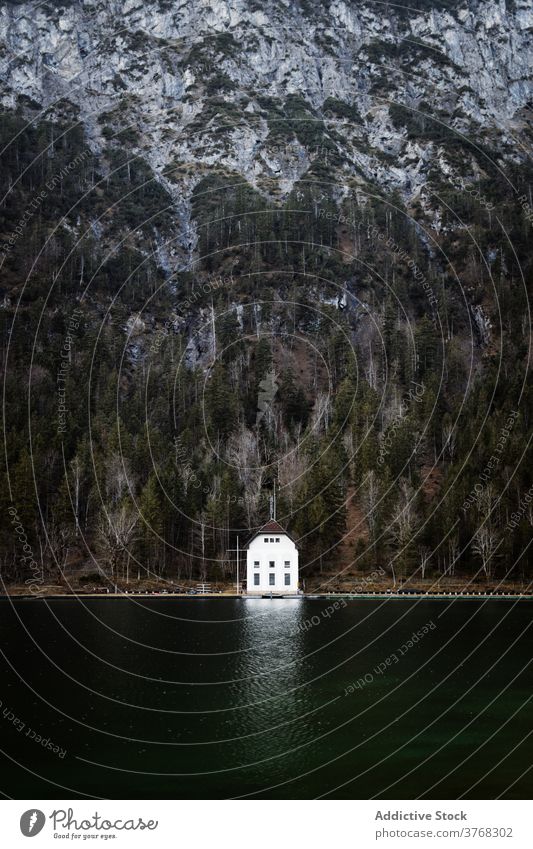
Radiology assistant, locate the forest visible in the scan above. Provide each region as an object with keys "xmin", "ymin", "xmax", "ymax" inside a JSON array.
[{"xmin": 1, "ymin": 109, "xmax": 532, "ymax": 593}]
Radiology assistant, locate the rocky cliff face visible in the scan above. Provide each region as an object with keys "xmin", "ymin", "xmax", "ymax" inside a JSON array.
[
  {"xmin": 0, "ymin": 0, "xmax": 531, "ymax": 350},
  {"xmin": 1, "ymin": 0, "xmax": 530, "ymax": 270}
]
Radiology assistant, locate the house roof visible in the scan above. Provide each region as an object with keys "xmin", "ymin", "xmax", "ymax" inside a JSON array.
[{"xmin": 244, "ymin": 519, "xmax": 299, "ymax": 549}]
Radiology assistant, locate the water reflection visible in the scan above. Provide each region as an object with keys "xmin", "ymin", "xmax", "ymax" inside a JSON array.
[{"xmin": 228, "ymin": 598, "xmax": 326, "ymax": 793}]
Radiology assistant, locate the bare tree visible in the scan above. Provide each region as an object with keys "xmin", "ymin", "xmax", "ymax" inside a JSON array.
[
  {"xmin": 97, "ymin": 503, "xmax": 138, "ymax": 583},
  {"xmin": 361, "ymin": 470, "xmax": 380, "ymax": 540},
  {"xmin": 446, "ymin": 533, "xmax": 460, "ymax": 576},
  {"xmin": 278, "ymin": 448, "xmax": 307, "ymax": 515},
  {"xmin": 309, "ymin": 392, "xmax": 331, "ymax": 434},
  {"xmin": 105, "ymin": 453, "xmax": 134, "ymax": 505},
  {"xmin": 417, "ymin": 545, "xmax": 431, "ymax": 580},
  {"xmin": 389, "ymin": 479, "xmax": 417, "ymax": 582},
  {"xmin": 44, "ymin": 522, "xmax": 72, "ymax": 584},
  {"xmin": 472, "ymin": 525, "xmax": 500, "ymax": 579},
  {"xmin": 473, "ymin": 484, "xmax": 501, "ymax": 579},
  {"xmin": 442, "ymin": 418, "xmax": 457, "ymax": 461},
  {"xmin": 69, "ymin": 454, "xmax": 83, "ymax": 536},
  {"xmin": 193, "ymin": 513, "xmax": 208, "ymax": 582},
  {"xmin": 226, "ymin": 426, "xmax": 263, "ymax": 526},
  {"xmin": 390, "ymin": 479, "xmax": 416, "ymax": 550},
  {"xmin": 366, "ymin": 341, "xmax": 378, "ymax": 390}
]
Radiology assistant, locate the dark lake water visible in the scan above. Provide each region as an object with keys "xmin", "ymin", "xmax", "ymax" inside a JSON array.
[{"xmin": 0, "ymin": 597, "xmax": 532, "ymax": 799}]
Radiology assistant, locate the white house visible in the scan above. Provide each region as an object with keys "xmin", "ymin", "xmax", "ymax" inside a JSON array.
[{"xmin": 245, "ymin": 520, "xmax": 299, "ymax": 595}]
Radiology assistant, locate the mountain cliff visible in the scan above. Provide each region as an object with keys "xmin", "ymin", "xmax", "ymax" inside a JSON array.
[{"xmin": 1, "ymin": 0, "xmax": 531, "ymax": 262}]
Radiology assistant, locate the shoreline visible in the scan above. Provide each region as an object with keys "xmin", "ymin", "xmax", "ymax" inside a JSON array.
[{"xmin": 2, "ymin": 591, "xmax": 532, "ymax": 601}]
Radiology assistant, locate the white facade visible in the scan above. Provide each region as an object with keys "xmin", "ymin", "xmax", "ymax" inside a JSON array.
[{"xmin": 245, "ymin": 525, "xmax": 299, "ymax": 594}]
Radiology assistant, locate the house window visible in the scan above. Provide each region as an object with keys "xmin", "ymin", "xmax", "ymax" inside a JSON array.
[
  {"xmin": 269, "ymin": 574, "xmax": 275, "ymax": 586},
  {"xmin": 264, "ymin": 537, "xmax": 269, "ymax": 543},
  {"xmin": 270, "ymin": 537, "xmax": 275, "ymax": 542},
  {"xmin": 284, "ymin": 574, "xmax": 290, "ymax": 586},
  {"xmin": 254, "ymin": 561, "xmax": 259, "ymax": 566},
  {"xmin": 254, "ymin": 574, "xmax": 260, "ymax": 586},
  {"xmin": 284, "ymin": 560, "xmax": 290, "ymax": 566},
  {"xmin": 269, "ymin": 561, "xmax": 275, "ymax": 568},
  {"xmin": 275, "ymin": 537, "xmax": 280, "ymax": 542}
]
